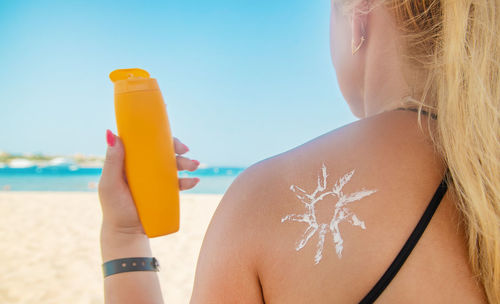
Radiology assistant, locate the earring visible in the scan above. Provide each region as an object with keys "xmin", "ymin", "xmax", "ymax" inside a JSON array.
[{"xmin": 351, "ymin": 36, "xmax": 365, "ymax": 55}]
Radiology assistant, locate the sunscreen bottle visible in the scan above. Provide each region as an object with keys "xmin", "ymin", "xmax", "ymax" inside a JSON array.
[{"xmin": 110, "ymin": 68, "xmax": 179, "ymax": 238}]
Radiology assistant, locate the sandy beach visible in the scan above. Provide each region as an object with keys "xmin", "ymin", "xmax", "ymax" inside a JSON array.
[{"xmin": 0, "ymin": 192, "xmax": 222, "ymax": 304}]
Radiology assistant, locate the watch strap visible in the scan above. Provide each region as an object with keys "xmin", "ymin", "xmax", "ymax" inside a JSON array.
[{"xmin": 102, "ymin": 257, "xmax": 160, "ymax": 278}]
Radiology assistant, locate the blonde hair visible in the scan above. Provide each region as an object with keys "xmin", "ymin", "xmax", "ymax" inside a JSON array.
[{"xmin": 336, "ymin": 0, "xmax": 500, "ymax": 302}]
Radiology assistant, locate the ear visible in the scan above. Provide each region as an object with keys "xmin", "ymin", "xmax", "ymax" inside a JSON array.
[{"xmin": 351, "ymin": 0, "xmax": 370, "ymax": 53}]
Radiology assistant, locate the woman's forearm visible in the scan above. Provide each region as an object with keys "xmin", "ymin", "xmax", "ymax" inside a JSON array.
[
  {"xmin": 97, "ymin": 133, "xmax": 197, "ymax": 303},
  {"xmin": 100, "ymin": 226, "xmax": 164, "ymax": 304}
]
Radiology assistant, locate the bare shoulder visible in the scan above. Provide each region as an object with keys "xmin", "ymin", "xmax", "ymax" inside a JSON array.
[{"xmin": 192, "ymin": 111, "xmax": 486, "ymax": 303}]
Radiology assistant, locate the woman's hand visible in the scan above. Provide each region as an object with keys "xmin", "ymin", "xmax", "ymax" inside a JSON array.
[{"xmin": 98, "ymin": 129, "xmax": 200, "ymax": 236}]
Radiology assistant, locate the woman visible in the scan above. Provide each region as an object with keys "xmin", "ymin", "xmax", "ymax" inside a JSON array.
[{"xmin": 98, "ymin": 0, "xmax": 499, "ymax": 303}]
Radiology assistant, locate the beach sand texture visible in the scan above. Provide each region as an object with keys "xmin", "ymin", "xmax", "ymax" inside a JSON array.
[{"xmin": 0, "ymin": 192, "xmax": 222, "ymax": 304}]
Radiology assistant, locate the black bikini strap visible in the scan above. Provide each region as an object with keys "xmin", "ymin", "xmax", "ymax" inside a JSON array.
[{"xmin": 358, "ymin": 173, "xmax": 448, "ymax": 304}]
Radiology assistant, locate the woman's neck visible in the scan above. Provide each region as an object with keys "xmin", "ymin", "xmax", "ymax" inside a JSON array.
[{"xmin": 359, "ymin": 3, "xmax": 418, "ymax": 118}]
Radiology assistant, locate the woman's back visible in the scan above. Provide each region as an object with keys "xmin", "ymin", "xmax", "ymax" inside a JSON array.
[{"xmin": 191, "ymin": 110, "xmax": 487, "ymax": 303}]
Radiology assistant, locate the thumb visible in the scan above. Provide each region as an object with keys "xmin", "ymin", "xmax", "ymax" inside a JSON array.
[{"xmin": 101, "ymin": 129, "xmax": 127, "ymax": 187}]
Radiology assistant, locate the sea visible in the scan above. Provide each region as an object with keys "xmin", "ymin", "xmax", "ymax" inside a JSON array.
[{"xmin": 0, "ymin": 166, "xmax": 245, "ymax": 194}]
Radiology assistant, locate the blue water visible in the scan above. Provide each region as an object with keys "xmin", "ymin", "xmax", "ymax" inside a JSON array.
[{"xmin": 0, "ymin": 166, "xmax": 245, "ymax": 194}]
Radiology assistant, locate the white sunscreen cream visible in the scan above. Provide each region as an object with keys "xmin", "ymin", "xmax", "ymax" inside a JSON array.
[{"xmin": 281, "ymin": 163, "xmax": 377, "ymax": 264}]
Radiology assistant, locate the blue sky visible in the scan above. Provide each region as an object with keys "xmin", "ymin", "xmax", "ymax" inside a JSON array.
[{"xmin": 0, "ymin": 0, "xmax": 356, "ymax": 167}]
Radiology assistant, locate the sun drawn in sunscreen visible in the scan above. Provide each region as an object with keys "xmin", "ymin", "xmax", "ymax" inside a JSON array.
[{"xmin": 281, "ymin": 163, "xmax": 377, "ymax": 264}]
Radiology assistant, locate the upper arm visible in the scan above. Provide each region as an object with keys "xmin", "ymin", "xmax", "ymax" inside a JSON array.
[{"xmin": 189, "ymin": 162, "xmax": 268, "ymax": 304}]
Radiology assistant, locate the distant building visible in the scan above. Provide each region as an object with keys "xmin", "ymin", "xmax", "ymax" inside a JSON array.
[{"xmin": 8, "ymin": 158, "xmax": 36, "ymax": 168}]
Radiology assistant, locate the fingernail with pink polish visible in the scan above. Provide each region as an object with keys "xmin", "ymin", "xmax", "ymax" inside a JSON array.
[
  {"xmin": 193, "ymin": 159, "xmax": 200, "ymax": 166},
  {"xmin": 106, "ymin": 129, "xmax": 116, "ymax": 147},
  {"xmin": 183, "ymin": 144, "xmax": 190, "ymax": 152},
  {"xmin": 194, "ymin": 177, "xmax": 200, "ymax": 183}
]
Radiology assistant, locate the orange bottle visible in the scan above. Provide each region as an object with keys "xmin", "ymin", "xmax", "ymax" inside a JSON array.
[{"xmin": 110, "ymin": 68, "xmax": 179, "ymax": 238}]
